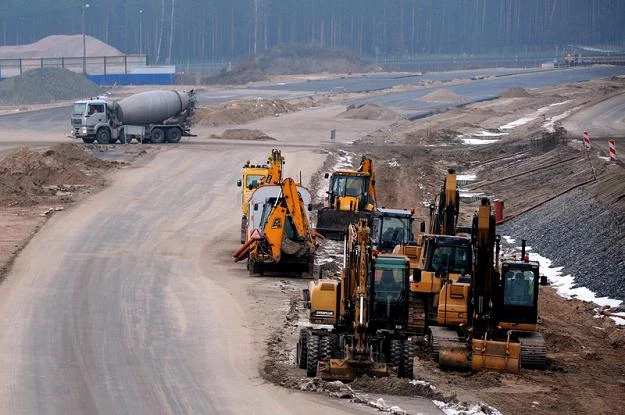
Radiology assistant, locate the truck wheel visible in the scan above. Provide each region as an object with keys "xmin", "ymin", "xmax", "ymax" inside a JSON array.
[
  {"xmin": 297, "ymin": 329, "xmax": 309, "ymax": 369},
  {"xmin": 82, "ymin": 137, "xmax": 95, "ymax": 144},
  {"xmin": 166, "ymin": 128, "xmax": 182, "ymax": 143},
  {"xmin": 151, "ymin": 128, "xmax": 165, "ymax": 144},
  {"xmin": 306, "ymin": 334, "xmax": 320, "ymax": 377},
  {"xmin": 95, "ymin": 129, "xmax": 111, "ymax": 144}
]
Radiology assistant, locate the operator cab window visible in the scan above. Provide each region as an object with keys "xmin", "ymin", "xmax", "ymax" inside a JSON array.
[
  {"xmin": 245, "ymin": 174, "xmax": 265, "ymax": 190},
  {"xmin": 503, "ymin": 270, "xmax": 535, "ymax": 307},
  {"xmin": 429, "ymin": 245, "xmax": 470, "ymax": 274}
]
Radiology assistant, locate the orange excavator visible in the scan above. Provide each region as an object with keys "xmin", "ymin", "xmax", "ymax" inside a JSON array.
[{"xmin": 233, "ymin": 177, "xmax": 318, "ymax": 276}]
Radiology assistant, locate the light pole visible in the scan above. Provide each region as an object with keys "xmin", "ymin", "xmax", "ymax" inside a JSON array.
[
  {"xmin": 139, "ymin": 9, "xmax": 143, "ymax": 55},
  {"xmin": 82, "ymin": 2, "xmax": 90, "ymax": 74}
]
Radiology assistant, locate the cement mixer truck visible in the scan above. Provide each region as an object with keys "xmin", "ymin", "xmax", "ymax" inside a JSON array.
[{"xmin": 71, "ymin": 90, "xmax": 196, "ymax": 144}]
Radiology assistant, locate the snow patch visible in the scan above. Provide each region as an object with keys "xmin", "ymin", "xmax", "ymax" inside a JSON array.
[
  {"xmin": 461, "ymin": 137, "xmax": 500, "ymax": 145},
  {"xmin": 472, "ymin": 130, "xmax": 508, "ymax": 137},
  {"xmin": 528, "ymin": 251, "xmax": 624, "ymax": 325},
  {"xmin": 433, "ymin": 400, "xmax": 502, "ymax": 415},
  {"xmin": 387, "ymin": 158, "xmax": 401, "ymax": 168},
  {"xmin": 502, "ymin": 235, "xmax": 516, "ymax": 244}
]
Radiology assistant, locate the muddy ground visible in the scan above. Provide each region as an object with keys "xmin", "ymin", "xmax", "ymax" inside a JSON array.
[{"xmin": 0, "ymin": 74, "xmax": 625, "ymax": 414}]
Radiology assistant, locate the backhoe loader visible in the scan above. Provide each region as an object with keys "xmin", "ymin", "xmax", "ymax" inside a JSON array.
[
  {"xmin": 232, "ymin": 177, "xmax": 317, "ymax": 276},
  {"xmin": 316, "ymin": 156, "xmax": 377, "ymax": 240},
  {"xmin": 297, "ymin": 219, "xmax": 416, "ymax": 380},
  {"xmin": 431, "ymin": 198, "xmax": 547, "ymax": 372},
  {"xmin": 237, "ymin": 149, "xmax": 285, "ymax": 243}
]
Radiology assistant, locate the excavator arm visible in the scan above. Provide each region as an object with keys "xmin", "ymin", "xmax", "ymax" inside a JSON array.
[
  {"xmin": 431, "ymin": 168, "xmax": 459, "ymax": 235},
  {"xmin": 264, "ymin": 148, "xmax": 285, "ymax": 185}
]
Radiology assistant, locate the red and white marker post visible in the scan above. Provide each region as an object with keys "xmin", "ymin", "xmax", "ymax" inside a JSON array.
[
  {"xmin": 609, "ymin": 140, "xmax": 616, "ymax": 161},
  {"xmin": 583, "ymin": 131, "xmax": 591, "ymax": 149}
]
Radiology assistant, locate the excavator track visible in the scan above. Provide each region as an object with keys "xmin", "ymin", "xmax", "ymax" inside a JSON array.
[
  {"xmin": 428, "ymin": 326, "xmax": 462, "ymax": 361},
  {"xmin": 518, "ymin": 332, "xmax": 547, "ymax": 368},
  {"xmin": 407, "ymin": 293, "xmax": 427, "ymax": 335}
]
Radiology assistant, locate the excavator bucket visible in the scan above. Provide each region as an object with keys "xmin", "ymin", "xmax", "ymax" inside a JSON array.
[
  {"xmin": 316, "ymin": 208, "xmax": 372, "ymax": 240},
  {"xmin": 317, "ymin": 357, "xmax": 392, "ymax": 381},
  {"xmin": 471, "ymin": 339, "xmax": 521, "ymax": 373}
]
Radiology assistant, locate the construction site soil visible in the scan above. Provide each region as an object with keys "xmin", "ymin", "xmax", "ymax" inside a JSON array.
[{"xmin": 0, "ymin": 69, "xmax": 625, "ymax": 414}]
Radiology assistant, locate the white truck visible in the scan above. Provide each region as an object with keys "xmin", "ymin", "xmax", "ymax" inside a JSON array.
[{"xmin": 71, "ymin": 90, "xmax": 196, "ymax": 144}]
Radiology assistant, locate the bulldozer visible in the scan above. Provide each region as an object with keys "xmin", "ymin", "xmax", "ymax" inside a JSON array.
[
  {"xmin": 297, "ymin": 219, "xmax": 416, "ymax": 381},
  {"xmin": 431, "ymin": 198, "xmax": 547, "ymax": 372},
  {"xmin": 316, "ymin": 156, "xmax": 377, "ymax": 240},
  {"xmin": 237, "ymin": 149, "xmax": 285, "ymax": 243},
  {"xmin": 232, "ymin": 177, "xmax": 317, "ymax": 276}
]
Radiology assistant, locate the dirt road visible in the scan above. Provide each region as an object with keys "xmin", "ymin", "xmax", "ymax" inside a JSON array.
[{"xmin": 0, "ymin": 144, "xmax": 386, "ymax": 414}]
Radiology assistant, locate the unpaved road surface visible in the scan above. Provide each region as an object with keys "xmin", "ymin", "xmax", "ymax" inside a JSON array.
[{"xmin": 0, "ymin": 145, "xmax": 394, "ymax": 414}]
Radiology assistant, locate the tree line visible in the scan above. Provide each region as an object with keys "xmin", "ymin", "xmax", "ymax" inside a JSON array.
[{"xmin": 1, "ymin": 0, "xmax": 623, "ymax": 63}]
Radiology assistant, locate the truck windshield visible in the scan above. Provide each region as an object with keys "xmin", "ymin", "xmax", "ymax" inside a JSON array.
[
  {"xmin": 72, "ymin": 103, "xmax": 87, "ymax": 116},
  {"xmin": 331, "ymin": 175, "xmax": 367, "ymax": 197},
  {"xmin": 373, "ymin": 216, "xmax": 411, "ymax": 249}
]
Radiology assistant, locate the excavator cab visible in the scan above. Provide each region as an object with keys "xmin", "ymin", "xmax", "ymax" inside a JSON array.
[
  {"xmin": 371, "ymin": 257, "xmax": 410, "ymax": 327},
  {"xmin": 370, "ymin": 208, "xmax": 415, "ymax": 252}
]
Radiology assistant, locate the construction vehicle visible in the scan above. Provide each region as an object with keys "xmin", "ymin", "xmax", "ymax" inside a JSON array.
[
  {"xmin": 232, "ymin": 178, "xmax": 317, "ymax": 276},
  {"xmin": 431, "ymin": 198, "xmax": 547, "ymax": 372},
  {"xmin": 236, "ymin": 149, "xmax": 285, "ymax": 243},
  {"xmin": 316, "ymin": 156, "xmax": 377, "ymax": 240},
  {"xmin": 393, "ymin": 168, "xmax": 473, "ymax": 335},
  {"xmin": 71, "ymin": 90, "xmax": 196, "ymax": 144},
  {"xmin": 297, "ymin": 219, "xmax": 416, "ymax": 380},
  {"xmin": 370, "ymin": 208, "xmax": 415, "ymax": 252}
]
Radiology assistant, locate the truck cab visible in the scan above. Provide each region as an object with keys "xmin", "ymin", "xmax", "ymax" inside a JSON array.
[{"xmin": 71, "ymin": 98, "xmax": 114, "ymax": 144}]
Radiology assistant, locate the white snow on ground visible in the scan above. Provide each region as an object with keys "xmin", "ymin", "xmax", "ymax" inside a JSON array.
[
  {"xmin": 549, "ymin": 100, "xmax": 572, "ymax": 107},
  {"xmin": 598, "ymin": 156, "xmax": 611, "ymax": 161},
  {"xmin": 388, "ymin": 158, "xmax": 401, "ymax": 168},
  {"xmin": 502, "ymin": 237, "xmax": 625, "ymax": 325},
  {"xmin": 456, "ymin": 174, "xmax": 477, "ymax": 182},
  {"xmin": 500, "ymin": 101, "xmax": 571, "ymax": 131},
  {"xmin": 502, "ymin": 235, "xmax": 516, "ymax": 244},
  {"xmin": 461, "ymin": 137, "xmax": 500, "ymax": 145},
  {"xmin": 433, "ymin": 400, "xmax": 502, "ymax": 415},
  {"xmin": 472, "ymin": 130, "xmax": 508, "ymax": 137},
  {"xmin": 542, "ymin": 106, "xmax": 582, "ymax": 132}
]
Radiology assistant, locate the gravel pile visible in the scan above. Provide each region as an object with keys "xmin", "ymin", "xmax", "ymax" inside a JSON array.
[
  {"xmin": 499, "ymin": 188, "xmax": 625, "ymax": 301},
  {"xmin": 0, "ymin": 68, "xmax": 103, "ymax": 105}
]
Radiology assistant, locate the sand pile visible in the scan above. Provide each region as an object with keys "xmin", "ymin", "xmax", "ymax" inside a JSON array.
[
  {"xmin": 421, "ymin": 89, "xmax": 464, "ymax": 103},
  {"xmin": 195, "ymin": 99, "xmax": 298, "ymax": 126},
  {"xmin": 212, "ymin": 129, "xmax": 276, "ymax": 141},
  {"xmin": 0, "ymin": 35, "xmax": 123, "ymax": 59},
  {"xmin": 0, "ymin": 68, "xmax": 103, "ymax": 105},
  {"xmin": 500, "ymin": 86, "xmax": 532, "ymax": 98},
  {"xmin": 0, "ymin": 144, "xmax": 111, "ymax": 206},
  {"xmin": 337, "ymin": 103, "xmax": 399, "ymax": 121}
]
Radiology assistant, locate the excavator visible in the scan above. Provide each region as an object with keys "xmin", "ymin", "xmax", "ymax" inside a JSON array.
[
  {"xmin": 237, "ymin": 149, "xmax": 285, "ymax": 243},
  {"xmin": 393, "ymin": 168, "xmax": 473, "ymax": 335},
  {"xmin": 297, "ymin": 219, "xmax": 416, "ymax": 380},
  {"xmin": 316, "ymin": 156, "xmax": 377, "ymax": 240},
  {"xmin": 432, "ymin": 198, "xmax": 547, "ymax": 372},
  {"xmin": 232, "ymin": 177, "xmax": 317, "ymax": 276}
]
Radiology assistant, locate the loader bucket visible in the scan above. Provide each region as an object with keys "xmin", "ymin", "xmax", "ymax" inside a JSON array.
[
  {"xmin": 470, "ymin": 338, "xmax": 521, "ymax": 373},
  {"xmin": 317, "ymin": 357, "xmax": 391, "ymax": 381},
  {"xmin": 316, "ymin": 208, "xmax": 371, "ymax": 240}
]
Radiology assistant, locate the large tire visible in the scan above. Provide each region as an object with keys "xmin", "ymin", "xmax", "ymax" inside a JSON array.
[
  {"xmin": 95, "ymin": 128, "xmax": 111, "ymax": 144},
  {"xmin": 319, "ymin": 334, "xmax": 335, "ymax": 361},
  {"xmin": 82, "ymin": 137, "xmax": 95, "ymax": 144},
  {"xmin": 297, "ymin": 329, "xmax": 309, "ymax": 369},
  {"xmin": 306, "ymin": 334, "xmax": 320, "ymax": 377},
  {"xmin": 390, "ymin": 339, "xmax": 402, "ymax": 368},
  {"xmin": 151, "ymin": 128, "xmax": 165, "ymax": 144},
  {"xmin": 400, "ymin": 339, "xmax": 416, "ymax": 379},
  {"xmin": 166, "ymin": 127, "xmax": 182, "ymax": 143}
]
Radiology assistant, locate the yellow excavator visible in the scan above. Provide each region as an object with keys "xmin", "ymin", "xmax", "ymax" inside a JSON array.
[
  {"xmin": 237, "ymin": 149, "xmax": 285, "ymax": 243},
  {"xmin": 232, "ymin": 177, "xmax": 317, "ymax": 276},
  {"xmin": 297, "ymin": 219, "xmax": 416, "ymax": 380},
  {"xmin": 393, "ymin": 168, "xmax": 473, "ymax": 335},
  {"xmin": 433, "ymin": 198, "xmax": 547, "ymax": 372},
  {"xmin": 316, "ymin": 156, "xmax": 377, "ymax": 240}
]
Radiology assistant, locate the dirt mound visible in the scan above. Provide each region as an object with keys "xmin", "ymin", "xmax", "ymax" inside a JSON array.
[
  {"xmin": 0, "ymin": 35, "xmax": 123, "ymax": 59},
  {"xmin": 500, "ymin": 86, "xmax": 532, "ymax": 98},
  {"xmin": 0, "ymin": 143, "xmax": 112, "ymax": 207},
  {"xmin": 421, "ymin": 89, "xmax": 464, "ymax": 103},
  {"xmin": 337, "ymin": 103, "xmax": 399, "ymax": 121},
  {"xmin": 202, "ymin": 59, "xmax": 267, "ymax": 85},
  {"xmin": 351, "ymin": 375, "xmax": 449, "ymax": 400},
  {"xmin": 195, "ymin": 99, "xmax": 298, "ymax": 126},
  {"xmin": 0, "ymin": 68, "xmax": 103, "ymax": 105},
  {"xmin": 213, "ymin": 129, "xmax": 276, "ymax": 141}
]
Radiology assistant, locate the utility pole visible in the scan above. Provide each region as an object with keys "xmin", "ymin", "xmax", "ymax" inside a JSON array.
[
  {"xmin": 139, "ymin": 9, "xmax": 143, "ymax": 55},
  {"xmin": 82, "ymin": 2, "xmax": 90, "ymax": 74}
]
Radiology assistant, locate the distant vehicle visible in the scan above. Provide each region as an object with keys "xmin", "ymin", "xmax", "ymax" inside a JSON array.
[{"xmin": 71, "ymin": 90, "xmax": 196, "ymax": 144}]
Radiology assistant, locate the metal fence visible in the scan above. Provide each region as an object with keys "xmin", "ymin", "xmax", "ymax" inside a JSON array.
[{"xmin": 0, "ymin": 55, "xmax": 149, "ymax": 78}]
